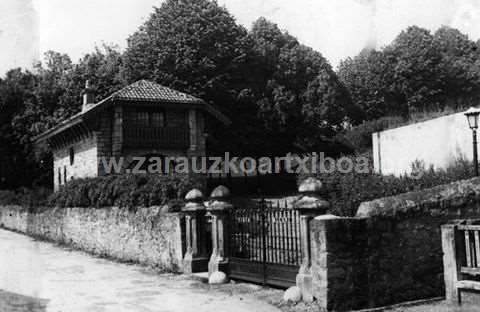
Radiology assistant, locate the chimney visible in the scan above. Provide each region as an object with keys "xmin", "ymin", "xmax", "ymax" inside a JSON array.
[{"xmin": 82, "ymin": 80, "xmax": 95, "ymax": 112}]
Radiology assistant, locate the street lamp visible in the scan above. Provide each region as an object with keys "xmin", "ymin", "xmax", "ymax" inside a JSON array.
[{"xmin": 465, "ymin": 107, "xmax": 480, "ymax": 176}]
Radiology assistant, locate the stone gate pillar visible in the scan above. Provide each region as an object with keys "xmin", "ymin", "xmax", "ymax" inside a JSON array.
[
  {"xmin": 207, "ymin": 185, "xmax": 232, "ymax": 276},
  {"xmin": 293, "ymin": 177, "xmax": 329, "ymax": 302},
  {"xmin": 182, "ymin": 188, "xmax": 209, "ymax": 274},
  {"xmin": 442, "ymin": 224, "xmax": 461, "ymax": 304}
]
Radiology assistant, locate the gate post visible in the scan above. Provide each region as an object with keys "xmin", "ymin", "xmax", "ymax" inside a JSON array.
[
  {"xmin": 293, "ymin": 177, "xmax": 329, "ymax": 302},
  {"xmin": 182, "ymin": 188, "xmax": 209, "ymax": 274},
  {"xmin": 207, "ymin": 185, "xmax": 232, "ymax": 276},
  {"xmin": 442, "ymin": 223, "xmax": 461, "ymax": 304}
]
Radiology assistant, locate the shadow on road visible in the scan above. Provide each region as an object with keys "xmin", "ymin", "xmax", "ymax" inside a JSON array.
[{"xmin": 0, "ymin": 289, "xmax": 49, "ymax": 312}]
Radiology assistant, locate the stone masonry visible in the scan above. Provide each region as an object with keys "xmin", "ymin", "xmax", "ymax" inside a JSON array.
[
  {"xmin": 0, "ymin": 205, "xmax": 184, "ymax": 272},
  {"xmin": 53, "ymin": 135, "xmax": 98, "ymax": 191},
  {"xmin": 308, "ymin": 177, "xmax": 480, "ymax": 311}
]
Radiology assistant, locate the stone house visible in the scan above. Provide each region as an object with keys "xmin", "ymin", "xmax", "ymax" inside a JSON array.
[{"xmin": 35, "ymin": 80, "xmax": 230, "ymax": 190}]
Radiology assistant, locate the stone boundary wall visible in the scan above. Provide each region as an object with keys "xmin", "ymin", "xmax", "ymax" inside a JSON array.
[
  {"xmin": 313, "ymin": 177, "xmax": 480, "ymax": 310},
  {"xmin": 0, "ymin": 205, "xmax": 184, "ymax": 272}
]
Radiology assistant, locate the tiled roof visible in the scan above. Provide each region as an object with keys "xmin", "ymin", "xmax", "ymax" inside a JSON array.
[
  {"xmin": 111, "ymin": 80, "xmax": 204, "ymax": 104},
  {"xmin": 35, "ymin": 80, "xmax": 230, "ymax": 142}
]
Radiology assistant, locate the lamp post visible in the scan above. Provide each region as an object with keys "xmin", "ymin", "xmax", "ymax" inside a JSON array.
[{"xmin": 465, "ymin": 107, "xmax": 480, "ymax": 177}]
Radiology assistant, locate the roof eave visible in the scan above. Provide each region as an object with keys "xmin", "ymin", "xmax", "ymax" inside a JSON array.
[
  {"xmin": 34, "ymin": 97, "xmax": 113, "ymax": 144},
  {"xmin": 33, "ymin": 115, "xmax": 84, "ymax": 143},
  {"xmin": 203, "ymin": 102, "xmax": 231, "ymax": 126}
]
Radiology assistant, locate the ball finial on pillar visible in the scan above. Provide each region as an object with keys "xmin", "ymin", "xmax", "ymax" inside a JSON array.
[
  {"xmin": 208, "ymin": 185, "xmax": 232, "ymax": 211},
  {"xmin": 183, "ymin": 188, "xmax": 205, "ymax": 211},
  {"xmin": 294, "ymin": 177, "xmax": 329, "ymax": 213}
]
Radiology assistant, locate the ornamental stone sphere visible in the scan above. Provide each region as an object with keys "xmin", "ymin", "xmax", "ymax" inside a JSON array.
[
  {"xmin": 283, "ymin": 286, "xmax": 302, "ymax": 303},
  {"xmin": 210, "ymin": 185, "xmax": 230, "ymax": 199},
  {"xmin": 295, "ymin": 177, "xmax": 329, "ymax": 213},
  {"xmin": 207, "ymin": 185, "xmax": 232, "ymax": 211},
  {"xmin": 185, "ymin": 188, "xmax": 203, "ymax": 202},
  {"xmin": 208, "ymin": 271, "xmax": 229, "ymax": 284},
  {"xmin": 298, "ymin": 177, "xmax": 322, "ymax": 194},
  {"xmin": 183, "ymin": 188, "xmax": 205, "ymax": 211}
]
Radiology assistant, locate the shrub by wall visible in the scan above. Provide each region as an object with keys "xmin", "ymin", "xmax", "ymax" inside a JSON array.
[
  {"xmin": 0, "ymin": 187, "xmax": 51, "ymax": 207},
  {"xmin": 300, "ymin": 156, "xmax": 474, "ymax": 217},
  {"xmin": 0, "ymin": 174, "xmax": 200, "ymax": 272},
  {"xmin": 338, "ymin": 116, "xmax": 405, "ymax": 152},
  {"xmin": 49, "ymin": 174, "xmax": 201, "ymax": 208}
]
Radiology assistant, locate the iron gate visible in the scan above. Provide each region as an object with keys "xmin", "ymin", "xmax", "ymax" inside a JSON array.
[{"xmin": 227, "ymin": 200, "xmax": 301, "ymax": 288}]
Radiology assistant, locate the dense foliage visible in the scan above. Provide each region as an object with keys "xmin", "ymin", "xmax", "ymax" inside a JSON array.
[
  {"xmin": 0, "ymin": 187, "xmax": 51, "ymax": 207},
  {"xmin": 300, "ymin": 157, "xmax": 475, "ymax": 217},
  {"xmin": 338, "ymin": 26, "xmax": 480, "ymax": 121},
  {"xmin": 122, "ymin": 2, "xmax": 357, "ymax": 156},
  {"xmin": 49, "ymin": 174, "xmax": 200, "ymax": 208},
  {"xmin": 2, "ymin": 0, "xmax": 480, "ymax": 196},
  {"xmin": 0, "ymin": 46, "xmax": 124, "ymax": 190},
  {"xmin": 335, "ymin": 116, "xmax": 404, "ymax": 152}
]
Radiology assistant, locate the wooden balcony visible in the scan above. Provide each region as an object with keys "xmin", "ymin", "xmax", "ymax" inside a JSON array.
[{"xmin": 123, "ymin": 125, "xmax": 189, "ymax": 149}]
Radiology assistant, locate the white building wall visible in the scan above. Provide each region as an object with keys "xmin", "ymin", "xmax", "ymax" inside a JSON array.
[
  {"xmin": 53, "ymin": 135, "xmax": 98, "ymax": 190},
  {"xmin": 373, "ymin": 111, "xmax": 474, "ymax": 176}
]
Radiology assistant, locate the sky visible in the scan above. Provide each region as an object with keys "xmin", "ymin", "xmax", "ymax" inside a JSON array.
[{"xmin": 1, "ymin": 0, "xmax": 480, "ymax": 76}]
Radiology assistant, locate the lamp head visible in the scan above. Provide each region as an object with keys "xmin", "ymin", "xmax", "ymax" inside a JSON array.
[{"xmin": 465, "ymin": 107, "xmax": 480, "ymax": 130}]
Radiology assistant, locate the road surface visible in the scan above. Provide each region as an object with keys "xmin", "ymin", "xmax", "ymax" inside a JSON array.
[{"xmin": 0, "ymin": 229, "xmax": 280, "ymax": 312}]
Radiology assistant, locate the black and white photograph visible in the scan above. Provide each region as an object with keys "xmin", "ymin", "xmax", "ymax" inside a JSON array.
[{"xmin": 2, "ymin": 0, "xmax": 480, "ymax": 311}]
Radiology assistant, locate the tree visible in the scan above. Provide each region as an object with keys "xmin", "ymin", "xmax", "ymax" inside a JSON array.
[
  {"xmin": 122, "ymin": 0, "xmax": 249, "ymax": 104},
  {"xmin": 58, "ymin": 44, "xmax": 124, "ymax": 118},
  {"xmin": 122, "ymin": 0, "xmax": 253, "ymax": 155},
  {"xmin": 339, "ymin": 25, "xmax": 480, "ymax": 122},
  {"xmin": 338, "ymin": 49, "xmax": 394, "ymax": 120},
  {"xmin": 0, "ymin": 45, "xmax": 124, "ymax": 190},
  {"xmin": 386, "ymin": 26, "xmax": 443, "ymax": 114},
  {"xmin": 0, "ymin": 68, "xmax": 43, "ymax": 189},
  {"xmin": 433, "ymin": 26, "xmax": 480, "ymax": 109},
  {"xmin": 248, "ymin": 18, "xmax": 358, "ymax": 155}
]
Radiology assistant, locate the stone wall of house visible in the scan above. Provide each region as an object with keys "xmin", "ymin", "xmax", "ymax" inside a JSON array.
[
  {"xmin": 312, "ymin": 177, "xmax": 480, "ymax": 310},
  {"xmin": 372, "ymin": 110, "xmax": 472, "ymax": 176},
  {"xmin": 53, "ymin": 134, "xmax": 98, "ymax": 191},
  {"xmin": 0, "ymin": 205, "xmax": 184, "ymax": 272}
]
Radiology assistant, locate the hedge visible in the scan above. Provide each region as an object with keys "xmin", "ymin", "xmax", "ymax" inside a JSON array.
[
  {"xmin": 299, "ymin": 155, "xmax": 474, "ymax": 217},
  {"xmin": 47, "ymin": 174, "xmax": 202, "ymax": 209},
  {"xmin": 0, "ymin": 187, "xmax": 51, "ymax": 207}
]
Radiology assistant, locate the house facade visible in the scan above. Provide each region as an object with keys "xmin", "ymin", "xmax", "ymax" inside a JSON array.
[{"xmin": 35, "ymin": 80, "xmax": 229, "ymax": 190}]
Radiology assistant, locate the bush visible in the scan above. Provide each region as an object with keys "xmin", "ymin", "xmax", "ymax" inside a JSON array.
[
  {"xmin": 49, "ymin": 174, "xmax": 202, "ymax": 208},
  {"xmin": 299, "ymin": 155, "xmax": 474, "ymax": 217},
  {"xmin": 337, "ymin": 116, "xmax": 405, "ymax": 152},
  {"xmin": 0, "ymin": 187, "xmax": 51, "ymax": 207}
]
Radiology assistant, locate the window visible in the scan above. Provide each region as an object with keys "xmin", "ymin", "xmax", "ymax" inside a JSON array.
[
  {"xmin": 63, "ymin": 166, "xmax": 67, "ymax": 184},
  {"xmin": 69, "ymin": 147, "xmax": 75, "ymax": 165},
  {"xmin": 58, "ymin": 168, "xmax": 61, "ymax": 186},
  {"xmin": 133, "ymin": 109, "xmax": 166, "ymax": 126},
  {"xmin": 151, "ymin": 111, "xmax": 165, "ymax": 127},
  {"xmin": 137, "ymin": 111, "xmax": 149, "ymax": 125}
]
